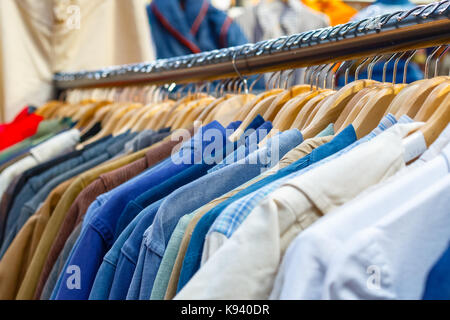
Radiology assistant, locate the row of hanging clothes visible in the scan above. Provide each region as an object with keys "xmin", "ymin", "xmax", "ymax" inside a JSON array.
[{"xmin": 0, "ymin": 35, "xmax": 449, "ymax": 300}]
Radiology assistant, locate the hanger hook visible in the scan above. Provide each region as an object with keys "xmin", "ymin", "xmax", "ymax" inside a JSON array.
[
  {"xmin": 434, "ymin": 45, "xmax": 450, "ymax": 77},
  {"xmin": 402, "ymin": 50, "xmax": 418, "ymax": 84},
  {"xmin": 309, "ymin": 65, "xmax": 322, "ymax": 91},
  {"xmin": 232, "ymin": 51, "xmax": 248, "ymax": 94},
  {"xmin": 249, "ymin": 74, "xmax": 264, "ymax": 93},
  {"xmin": 382, "ymin": 53, "xmax": 398, "ymax": 83},
  {"xmin": 425, "ymin": 46, "xmax": 443, "ymax": 78},
  {"xmin": 367, "ymin": 55, "xmax": 383, "ymax": 80},
  {"xmin": 344, "ymin": 60, "xmax": 356, "ymax": 86},
  {"xmin": 315, "ymin": 64, "xmax": 328, "ymax": 90},
  {"xmin": 332, "ymin": 61, "xmax": 347, "ymax": 90},
  {"xmin": 355, "ymin": 57, "xmax": 371, "ymax": 81},
  {"xmin": 303, "ymin": 65, "xmax": 313, "ymax": 85},
  {"xmin": 283, "ymin": 69, "xmax": 295, "ymax": 89},
  {"xmin": 265, "ymin": 72, "xmax": 277, "ymax": 91},
  {"xmin": 324, "ymin": 63, "xmax": 337, "ymax": 89},
  {"xmin": 392, "ymin": 52, "xmax": 406, "ymax": 84}
]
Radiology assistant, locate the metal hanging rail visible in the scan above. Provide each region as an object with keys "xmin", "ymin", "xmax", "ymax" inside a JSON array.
[{"xmin": 54, "ymin": 0, "xmax": 450, "ymax": 90}]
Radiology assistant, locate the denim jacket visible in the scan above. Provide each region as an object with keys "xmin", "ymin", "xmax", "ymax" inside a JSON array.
[{"xmin": 147, "ymin": 0, "xmax": 248, "ymax": 59}]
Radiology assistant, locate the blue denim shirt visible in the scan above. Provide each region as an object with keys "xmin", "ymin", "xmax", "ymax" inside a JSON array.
[
  {"xmin": 95, "ymin": 118, "xmax": 262, "ymax": 300},
  {"xmin": 127, "ymin": 129, "xmax": 303, "ymax": 300},
  {"xmin": 175, "ymin": 125, "xmax": 358, "ymax": 292},
  {"xmin": 53, "ymin": 121, "xmax": 227, "ymax": 299},
  {"xmin": 0, "ymin": 133, "xmax": 135, "ymax": 258},
  {"xmin": 148, "ymin": 0, "xmax": 248, "ymax": 59},
  {"xmin": 209, "ymin": 121, "xmax": 273, "ymax": 173},
  {"xmin": 423, "ymin": 243, "xmax": 450, "ymax": 300},
  {"xmin": 114, "ymin": 118, "xmax": 266, "ymax": 239},
  {"xmin": 89, "ymin": 199, "xmax": 164, "ymax": 300},
  {"xmin": 106, "ymin": 201, "xmax": 163, "ymax": 300}
]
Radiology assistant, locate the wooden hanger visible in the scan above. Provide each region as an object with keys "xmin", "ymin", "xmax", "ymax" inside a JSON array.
[
  {"xmin": 75, "ymin": 100, "xmax": 113, "ymax": 129},
  {"xmin": 197, "ymin": 95, "xmax": 230, "ymax": 123},
  {"xmin": 228, "ymin": 93, "xmax": 280, "ymax": 142},
  {"xmin": 119, "ymin": 103, "xmax": 155, "ymax": 133},
  {"xmin": 209, "ymin": 94, "xmax": 256, "ymax": 125},
  {"xmin": 419, "ymin": 93, "xmax": 450, "ymax": 146},
  {"xmin": 80, "ymin": 104, "xmax": 116, "ymax": 136},
  {"xmin": 272, "ymin": 90, "xmax": 323, "ymax": 131},
  {"xmin": 232, "ymin": 89, "xmax": 284, "ymax": 122},
  {"xmin": 334, "ymin": 86, "xmax": 378, "ymax": 132},
  {"xmin": 300, "ymin": 79, "xmax": 377, "ymax": 139},
  {"xmin": 414, "ymin": 80, "xmax": 450, "ymax": 122},
  {"xmin": 290, "ymin": 91, "xmax": 335, "ymax": 131},
  {"xmin": 133, "ymin": 102, "xmax": 171, "ymax": 132},
  {"xmin": 393, "ymin": 76, "xmax": 449, "ymax": 119},
  {"xmin": 141, "ymin": 102, "xmax": 175, "ymax": 131},
  {"xmin": 35, "ymin": 101, "xmax": 65, "ymax": 118},
  {"xmin": 262, "ymin": 85, "xmax": 311, "ymax": 122},
  {"xmin": 172, "ymin": 97, "xmax": 215, "ymax": 129},
  {"xmin": 384, "ymin": 79, "xmax": 428, "ymax": 116},
  {"xmin": 112, "ymin": 103, "xmax": 146, "ymax": 134},
  {"xmin": 352, "ymin": 83, "xmax": 405, "ymax": 139}
]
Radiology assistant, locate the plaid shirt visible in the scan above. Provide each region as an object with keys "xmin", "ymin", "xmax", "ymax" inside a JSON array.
[{"xmin": 208, "ymin": 114, "xmax": 412, "ymax": 238}]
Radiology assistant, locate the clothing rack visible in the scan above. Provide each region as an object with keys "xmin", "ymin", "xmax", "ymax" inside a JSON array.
[{"xmin": 54, "ymin": 1, "xmax": 450, "ymax": 90}]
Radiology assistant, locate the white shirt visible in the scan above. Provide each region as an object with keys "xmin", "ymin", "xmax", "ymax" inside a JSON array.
[
  {"xmin": 322, "ymin": 172, "xmax": 450, "ymax": 300},
  {"xmin": 0, "ymin": 129, "xmax": 80, "ymax": 198},
  {"xmin": 174, "ymin": 122, "xmax": 422, "ymax": 300},
  {"xmin": 270, "ymin": 139, "xmax": 450, "ymax": 300}
]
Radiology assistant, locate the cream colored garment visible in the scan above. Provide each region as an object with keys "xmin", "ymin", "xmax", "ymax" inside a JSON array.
[
  {"xmin": 0, "ymin": 129, "xmax": 80, "ymax": 199},
  {"xmin": 0, "ymin": 0, "xmax": 155, "ymax": 122},
  {"xmin": 200, "ymin": 135, "xmax": 334, "ymax": 265},
  {"xmin": 175, "ymin": 122, "xmax": 423, "ymax": 300}
]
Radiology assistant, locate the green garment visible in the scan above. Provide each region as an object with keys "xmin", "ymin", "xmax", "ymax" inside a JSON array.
[
  {"xmin": 150, "ymin": 212, "xmax": 195, "ymax": 300},
  {"xmin": 0, "ymin": 118, "xmax": 73, "ymax": 162}
]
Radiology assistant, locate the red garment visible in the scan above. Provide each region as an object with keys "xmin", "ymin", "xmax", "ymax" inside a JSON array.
[{"xmin": 0, "ymin": 107, "xmax": 43, "ymax": 151}]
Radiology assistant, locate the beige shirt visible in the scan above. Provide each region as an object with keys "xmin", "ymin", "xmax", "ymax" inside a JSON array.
[
  {"xmin": 0, "ymin": 0, "xmax": 155, "ymax": 122},
  {"xmin": 174, "ymin": 122, "xmax": 422, "ymax": 300}
]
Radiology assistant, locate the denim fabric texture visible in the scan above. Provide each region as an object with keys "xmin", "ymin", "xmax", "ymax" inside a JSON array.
[
  {"xmin": 147, "ymin": 0, "xmax": 248, "ymax": 59},
  {"xmin": 53, "ymin": 121, "xmax": 227, "ymax": 299},
  {"xmin": 175, "ymin": 126, "xmax": 357, "ymax": 292},
  {"xmin": 128, "ymin": 129, "xmax": 303, "ymax": 300},
  {"xmin": 89, "ymin": 199, "xmax": 164, "ymax": 300}
]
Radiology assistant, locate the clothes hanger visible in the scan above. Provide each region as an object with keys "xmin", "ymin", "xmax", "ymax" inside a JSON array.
[
  {"xmin": 393, "ymin": 46, "xmax": 450, "ymax": 119},
  {"xmin": 414, "ymin": 46, "xmax": 450, "ymax": 122},
  {"xmin": 352, "ymin": 53, "xmax": 409, "ymax": 138},
  {"xmin": 262, "ymin": 69, "xmax": 312, "ymax": 122},
  {"xmin": 270, "ymin": 65, "xmax": 334, "ymax": 131},
  {"xmin": 117, "ymin": 86, "xmax": 158, "ymax": 133},
  {"xmin": 75, "ymin": 100, "xmax": 113, "ymax": 129},
  {"xmin": 418, "ymin": 93, "xmax": 450, "ymax": 146},
  {"xmin": 414, "ymin": 80, "xmax": 450, "ymax": 122},
  {"xmin": 209, "ymin": 80, "xmax": 256, "ymax": 125},
  {"xmin": 334, "ymin": 56, "xmax": 383, "ymax": 132},
  {"xmin": 228, "ymin": 71, "xmax": 285, "ymax": 141},
  {"xmin": 300, "ymin": 58, "xmax": 377, "ymax": 139},
  {"xmin": 299, "ymin": 65, "xmax": 338, "ymax": 129}
]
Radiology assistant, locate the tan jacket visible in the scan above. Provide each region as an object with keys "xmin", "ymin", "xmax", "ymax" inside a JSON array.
[
  {"xmin": 0, "ymin": 179, "xmax": 74, "ymax": 300},
  {"xmin": 16, "ymin": 148, "xmax": 149, "ymax": 300}
]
